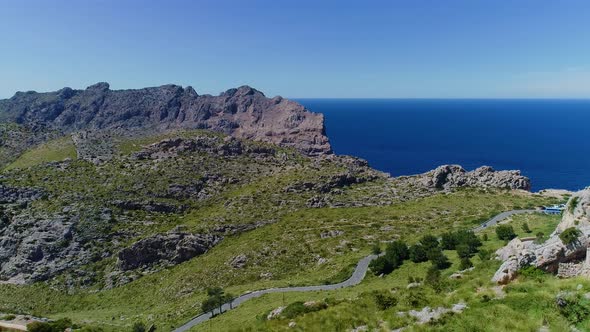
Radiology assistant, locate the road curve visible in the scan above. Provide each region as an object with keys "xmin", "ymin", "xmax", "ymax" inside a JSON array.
[{"xmin": 173, "ymin": 209, "xmax": 539, "ymax": 331}]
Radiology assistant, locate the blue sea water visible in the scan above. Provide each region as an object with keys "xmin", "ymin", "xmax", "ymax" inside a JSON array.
[{"xmin": 295, "ymin": 99, "xmax": 590, "ymax": 191}]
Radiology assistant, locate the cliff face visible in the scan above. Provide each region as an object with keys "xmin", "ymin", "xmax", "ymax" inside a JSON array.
[
  {"xmin": 399, "ymin": 165, "xmax": 531, "ymax": 191},
  {"xmin": 0, "ymin": 83, "xmax": 331, "ymax": 156}
]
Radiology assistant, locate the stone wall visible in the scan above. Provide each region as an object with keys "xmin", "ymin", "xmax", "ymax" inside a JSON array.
[{"xmin": 557, "ymin": 262, "xmax": 583, "ymax": 278}]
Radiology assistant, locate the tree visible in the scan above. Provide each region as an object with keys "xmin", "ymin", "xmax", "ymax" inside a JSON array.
[
  {"xmin": 455, "ymin": 230, "xmax": 482, "ymax": 253},
  {"xmin": 428, "ymin": 249, "xmax": 451, "ymax": 270},
  {"xmin": 456, "ymin": 244, "xmax": 472, "ymax": 259},
  {"xmin": 482, "ymin": 233, "xmax": 489, "ymax": 241},
  {"xmin": 424, "ymin": 266, "xmax": 443, "ymax": 292},
  {"xmin": 385, "ymin": 240, "xmax": 409, "ymax": 262},
  {"xmin": 496, "ymin": 225, "xmax": 516, "ymax": 241},
  {"xmin": 369, "ymin": 256, "xmax": 395, "ymax": 275},
  {"xmin": 202, "ymin": 287, "xmax": 227, "ymax": 315},
  {"xmin": 420, "ymin": 234, "xmax": 439, "ymax": 250},
  {"xmin": 409, "ymin": 244, "xmax": 428, "ymax": 263},
  {"xmin": 560, "ymin": 227, "xmax": 582, "ymax": 245},
  {"xmin": 372, "ymin": 291, "xmax": 397, "ymax": 310},
  {"xmin": 460, "ymin": 257, "xmax": 473, "ymax": 270},
  {"xmin": 440, "ymin": 232, "xmax": 457, "ymax": 250}
]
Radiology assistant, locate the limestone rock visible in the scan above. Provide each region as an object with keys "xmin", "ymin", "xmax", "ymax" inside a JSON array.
[
  {"xmin": 117, "ymin": 232, "xmax": 221, "ymax": 271},
  {"xmin": 417, "ymin": 165, "xmax": 531, "ymax": 191},
  {"xmin": 0, "ymin": 83, "xmax": 331, "ymax": 156}
]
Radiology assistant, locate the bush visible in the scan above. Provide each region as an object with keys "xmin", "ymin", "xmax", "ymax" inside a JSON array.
[
  {"xmin": 424, "ymin": 266, "xmax": 443, "ymax": 292},
  {"xmin": 482, "ymin": 233, "xmax": 489, "ymax": 241},
  {"xmin": 560, "ymin": 227, "xmax": 582, "ymax": 245},
  {"xmin": 477, "ymin": 249, "xmax": 492, "ymax": 261},
  {"xmin": 456, "ymin": 244, "xmax": 472, "ymax": 259},
  {"xmin": 369, "ymin": 256, "xmax": 395, "ymax": 275},
  {"xmin": 440, "ymin": 232, "xmax": 457, "ymax": 250},
  {"xmin": 455, "ymin": 230, "xmax": 482, "ymax": 253},
  {"xmin": 409, "ymin": 244, "xmax": 428, "ymax": 263},
  {"xmin": 372, "ymin": 291, "xmax": 398, "ymax": 310},
  {"xmin": 281, "ymin": 301, "xmax": 327, "ymax": 319},
  {"xmin": 427, "ymin": 249, "xmax": 451, "ymax": 270},
  {"xmin": 1, "ymin": 314, "xmax": 16, "ymax": 320},
  {"xmin": 385, "ymin": 240, "xmax": 409, "ymax": 262},
  {"xmin": 132, "ymin": 322, "xmax": 146, "ymax": 332},
  {"xmin": 371, "ymin": 243, "xmax": 382, "ymax": 255},
  {"xmin": 556, "ymin": 292, "xmax": 590, "ymax": 324},
  {"xmin": 534, "ymin": 232, "xmax": 545, "ymax": 244},
  {"xmin": 518, "ymin": 265, "xmax": 545, "ymax": 280},
  {"xmin": 496, "ymin": 225, "xmax": 516, "ymax": 241},
  {"xmin": 460, "ymin": 257, "xmax": 473, "ymax": 270},
  {"xmin": 420, "ymin": 234, "xmax": 440, "ymax": 250}
]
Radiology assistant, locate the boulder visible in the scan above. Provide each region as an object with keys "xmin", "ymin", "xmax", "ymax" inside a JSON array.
[{"xmin": 117, "ymin": 232, "xmax": 221, "ymax": 270}]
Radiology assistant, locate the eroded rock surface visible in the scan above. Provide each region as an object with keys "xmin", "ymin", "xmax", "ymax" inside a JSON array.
[
  {"xmin": 412, "ymin": 165, "xmax": 531, "ymax": 191},
  {"xmin": 492, "ymin": 188, "xmax": 590, "ymax": 284},
  {"xmin": 117, "ymin": 231, "xmax": 222, "ymax": 271},
  {"xmin": 0, "ymin": 84, "xmax": 331, "ymax": 156}
]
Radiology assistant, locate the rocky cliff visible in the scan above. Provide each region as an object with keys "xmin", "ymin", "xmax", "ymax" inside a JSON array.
[
  {"xmin": 492, "ymin": 188, "xmax": 590, "ymax": 284},
  {"xmin": 400, "ymin": 165, "xmax": 531, "ymax": 191},
  {"xmin": 0, "ymin": 83, "xmax": 331, "ymax": 156}
]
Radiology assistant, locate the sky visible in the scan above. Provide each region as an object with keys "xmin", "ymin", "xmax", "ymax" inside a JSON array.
[{"xmin": 1, "ymin": 0, "xmax": 590, "ymax": 99}]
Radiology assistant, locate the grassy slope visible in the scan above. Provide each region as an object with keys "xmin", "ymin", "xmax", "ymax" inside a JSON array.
[
  {"xmin": 192, "ymin": 213, "xmax": 572, "ymax": 332},
  {"xmin": 4, "ymin": 135, "xmax": 77, "ymax": 170},
  {"xmin": 0, "ymin": 129, "xmax": 566, "ymax": 331},
  {"xmin": 0, "ymin": 190, "xmax": 556, "ymax": 330}
]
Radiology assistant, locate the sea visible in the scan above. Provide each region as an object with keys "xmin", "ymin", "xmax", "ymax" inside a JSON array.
[{"xmin": 295, "ymin": 99, "xmax": 590, "ymax": 192}]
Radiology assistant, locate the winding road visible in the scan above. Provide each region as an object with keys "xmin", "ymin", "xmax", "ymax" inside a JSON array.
[{"xmin": 173, "ymin": 209, "xmax": 538, "ymax": 332}]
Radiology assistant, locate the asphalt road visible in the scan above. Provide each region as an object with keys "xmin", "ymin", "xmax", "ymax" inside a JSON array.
[{"xmin": 173, "ymin": 209, "xmax": 539, "ymax": 331}]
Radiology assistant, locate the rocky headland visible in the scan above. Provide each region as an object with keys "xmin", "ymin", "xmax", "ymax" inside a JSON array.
[{"xmin": 0, "ymin": 83, "xmax": 331, "ymax": 156}]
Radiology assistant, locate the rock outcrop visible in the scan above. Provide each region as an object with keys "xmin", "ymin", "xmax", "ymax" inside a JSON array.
[
  {"xmin": 117, "ymin": 231, "xmax": 222, "ymax": 271},
  {"xmin": 0, "ymin": 83, "xmax": 331, "ymax": 156},
  {"xmin": 416, "ymin": 165, "xmax": 531, "ymax": 191},
  {"xmin": 492, "ymin": 188, "xmax": 590, "ymax": 284}
]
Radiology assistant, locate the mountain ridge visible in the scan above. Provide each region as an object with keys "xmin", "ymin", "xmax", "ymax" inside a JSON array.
[{"xmin": 0, "ymin": 83, "xmax": 331, "ymax": 156}]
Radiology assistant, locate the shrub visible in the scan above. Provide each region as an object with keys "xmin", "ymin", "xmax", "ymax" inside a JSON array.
[
  {"xmin": 556, "ymin": 292, "xmax": 590, "ymax": 324},
  {"xmin": 1, "ymin": 314, "xmax": 16, "ymax": 320},
  {"xmin": 482, "ymin": 233, "xmax": 489, "ymax": 241},
  {"xmin": 427, "ymin": 249, "xmax": 451, "ymax": 270},
  {"xmin": 371, "ymin": 243, "xmax": 382, "ymax": 255},
  {"xmin": 369, "ymin": 256, "xmax": 395, "ymax": 275},
  {"xmin": 496, "ymin": 225, "xmax": 516, "ymax": 241},
  {"xmin": 460, "ymin": 257, "xmax": 473, "ymax": 270},
  {"xmin": 456, "ymin": 244, "xmax": 472, "ymax": 259},
  {"xmin": 281, "ymin": 301, "xmax": 327, "ymax": 319},
  {"xmin": 534, "ymin": 232, "xmax": 545, "ymax": 244},
  {"xmin": 560, "ymin": 227, "xmax": 582, "ymax": 245},
  {"xmin": 372, "ymin": 291, "xmax": 398, "ymax": 310},
  {"xmin": 132, "ymin": 322, "xmax": 146, "ymax": 332},
  {"xmin": 420, "ymin": 234, "xmax": 440, "ymax": 250},
  {"xmin": 385, "ymin": 240, "xmax": 409, "ymax": 261},
  {"xmin": 455, "ymin": 230, "xmax": 482, "ymax": 253},
  {"xmin": 518, "ymin": 265, "xmax": 545, "ymax": 280},
  {"xmin": 568, "ymin": 196, "xmax": 580, "ymax": 213},
  {"xmin": 477, "ymin": 249, "xmax": 492, "ymax": 261},
  {"xmin": 440, "ymin": 232, "xmax": 457, "ymax": 250},
  {"xmin": 409, "ymin": 244, "xmax": 428, "ymax": 263},
  {"xmin": 424, "ymin": 266, "xmax": 443, "ymax": 292}
]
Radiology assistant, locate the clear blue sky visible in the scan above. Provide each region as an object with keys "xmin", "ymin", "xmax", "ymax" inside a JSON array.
[{"xmin": 1, "ymin": 0, "xmax": 590, "ymax": 98}]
